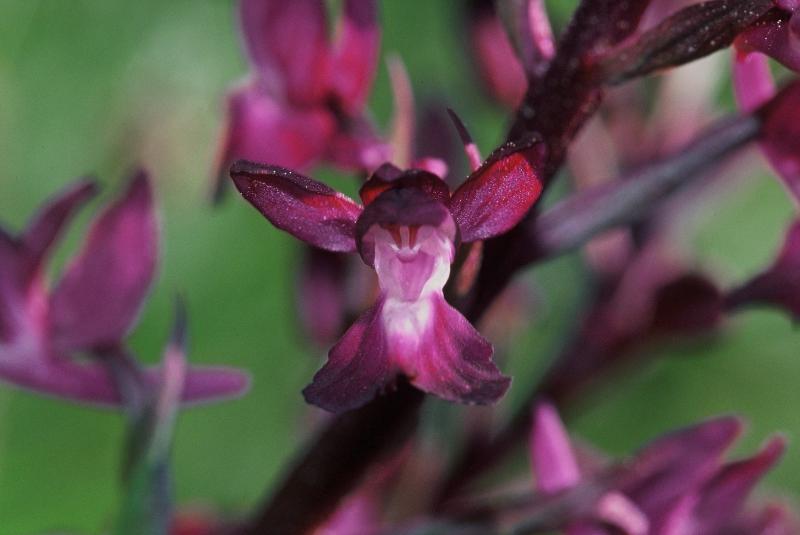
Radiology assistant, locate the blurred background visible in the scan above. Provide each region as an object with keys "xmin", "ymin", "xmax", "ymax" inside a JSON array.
[{"xmin": 0, "ymin": 1, "xmax": 798, "ymax": 533}]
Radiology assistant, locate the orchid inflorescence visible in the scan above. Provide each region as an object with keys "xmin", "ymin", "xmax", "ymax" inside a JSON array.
[{"xmin": 3, "ymin": 0, "xmax": 800, "ymax": 533}]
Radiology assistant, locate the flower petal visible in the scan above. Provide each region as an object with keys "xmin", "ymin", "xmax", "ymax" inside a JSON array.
[
  {"xmin": 297, "ymin": 247, "xmax": 348, "ymax": 346},
  {"xmin": 409, "ymin": 293, "xmax": 509, "ymax": 405},
  {"xmin": 531, "ymin": 401, "xmax": 581, "ymax": 494},
  {"xmin": 359, "ymin": 168, "xmax": 450, "ymax": 206},
  {"xmin": 330, "ymin": 0, "xmax": 380, "ymax": 112},
  {"xmin": 230, "ymin": 160, "xmax": 362, "ymax": 252},
  {"xmin": 49, "ymin": 170, "xmax": 157, "ymax": 353},
  {"xmin": 450, "ymin": 135, "xmax": 545, "ymax": 243},
  {"xmin": 212, "ymin": 83, "xmax": 335, "ymax": 201},
  {"xmin": 303, "ymin": 298, "xmax": 394, "ymax": 413},
  {"xmin": 732, "ymin": 49, "xmax": 775, "ymax": 112},
  {"xmin": 727, "ymin": 219, "xmax": 800, "ymax": 320},
  {"xmin": 239, "ymin": 0, "xmax": 330, "ymax": 105},
  {"xmin": 22, "ymin": 179, "xmax": 99, "ymax": 268}
]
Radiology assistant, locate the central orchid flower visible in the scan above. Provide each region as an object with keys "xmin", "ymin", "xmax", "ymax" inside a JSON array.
[{"xmin": 231, "ymin": 136, "xmax": 545, "ymax": 412}]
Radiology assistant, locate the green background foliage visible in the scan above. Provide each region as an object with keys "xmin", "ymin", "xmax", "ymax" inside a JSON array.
[{"xmin": 0, "ymin": 1, "xmax": 797, "ymax": 532}]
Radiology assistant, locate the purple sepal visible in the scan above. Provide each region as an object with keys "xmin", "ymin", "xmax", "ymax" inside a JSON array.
[
  {"xmin": 450, "ymin": 135, "xmax": 545, "ymax": 243},
  {"xmin": 410, "ymin": 293, "xmax": 510, "ymax": 405},
  {"xmin": 303, "ymin": 298, "xmax": 392, "ymax": 414},
  {"xmin": 727, "ymin": 219, "xmax": 800, "ymax": 320},
  {"xmin": 530, "ymin": 401, "xmax": 581, "ymax": 494},
  {"xmin": 230, "ymin": 160, "xmax": 363, "ymax": 252},
  {"xmin": 48, "ymin": 170, "xmax": 157, "ymax": 353},
  {"xmin": 239, "ymin": 0, "xmax": 330, "ymax": 105}
]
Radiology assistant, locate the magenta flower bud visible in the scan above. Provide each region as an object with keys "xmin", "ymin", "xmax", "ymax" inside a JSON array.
[
  {"xmin": 213, "ymin": 0, "xmax": 388, "ymax": 199},
  {"xmin": 231, "ymin": 136, "xmax": 545, "ymax": 412},
  {"xmin": 0, "ymin": 172, "xmax": 249, "ymax": 406}
]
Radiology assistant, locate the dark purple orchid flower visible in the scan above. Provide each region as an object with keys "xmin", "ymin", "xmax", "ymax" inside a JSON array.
[
  {"xmin": 0, "ymin": 172, "xmax": 249, "ymax": 406},
  {"xmin": 530, "ymin": 402, "xmax": 788, "ymax": 535},
  {"xmin": 213, "ymin": 0, "xmax": 387, "ymax": 199},
  {"xmin": 231, "ymin": 136, "xmax": 545, "ymax": 413}
]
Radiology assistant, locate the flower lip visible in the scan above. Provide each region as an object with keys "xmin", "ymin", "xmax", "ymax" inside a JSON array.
[{"xmin": 356, "ymin": 187, "xmax": 457, "ymax": 266}]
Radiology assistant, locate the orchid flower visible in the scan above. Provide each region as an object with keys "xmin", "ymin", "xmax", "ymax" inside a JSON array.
[
  {"xmin": 0, "ymin": 172, "xmax": 249, "ymax": 406},
  {"xmin": 213, "ymin": 0, "xmax": 388, "ymax": 199},
  {"xmin": 231, "ymin": 135, "xmax": 545, "ymax": 412},
  {"xmin": 530, "ymin": 402, "xmax": 789, "ymax": 535}
]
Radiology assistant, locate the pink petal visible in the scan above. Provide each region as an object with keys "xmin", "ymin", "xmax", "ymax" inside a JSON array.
[
  {"xmin": 530, "ymin": 401, "xmax": 581, "ymax": 494},
  {"xmin": 325, "ymin": 117, "xmax": 391, "ymax": 172},
  {"xmin": 230, "ymin": 160, "xmax": 362, "ymax": 253},
  {"xmin": 759, "ymin": 80, "xmax": 800, "ymax": 204},
  {"xmin": 450, "ymin": 135, "xmax": 545, "ymax": 243},
  {"xmin": 408, "ymin": 293, "xmax": 509, "ymax": 405},
  {"xmin": 239, "ymin": 0, "xmax": 330, "ymax": 105},
  {"xmin": 727, "ymin": 219, "xmax": 800, "ymax": 320},
  {"xmin": 303, "ymin": 298, "xmax": 394, "ymax": 413},
  {"xmin": 49, "ymin": 171, "xmax": 157, "ymax": 353},
  {"xmin": 212, "ymin": 83, "xmax": 335, "ymax": 201},
  {"xmin": 329, "ymin": 0, "xmax": 380, "ymax": 113},
  {"xmin": 732, "ymin": 49, "xmax": 775, "ymax": 112}
]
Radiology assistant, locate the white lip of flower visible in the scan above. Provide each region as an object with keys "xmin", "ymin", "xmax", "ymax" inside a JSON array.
[{"xmin": 369, "ymin": 224, "xmax": 455, "ymax": 343}]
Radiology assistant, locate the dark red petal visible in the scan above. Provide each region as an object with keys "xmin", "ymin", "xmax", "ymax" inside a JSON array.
[
  {"xmin": 737, "ymin": 10, "xmax": 800, "ymax": 73},
  {"xmin": 450, "ymin": 135, "xmax": 545, "ymax": 243},
  {"xmin": 330, "ymin": 0, "xmax": 380, "ymax": 112},
  {"xmin": 239, "ymin": 0, "xmax": 330, "ymax": 105},
  {"xmin": 356, "ymin": 187, "xmax": 454, "ymax": 266},
  {"xmin": 230, "ymin": 160, "xmax": 362, "ymax": 253},
  {"xmin": 727, "ymin": 219, "xmax": 800, "ymax": 319},
  {"xmin": 48, "ymin": 171, "xmax": 157, "ymax": 353},
  {"xmin": 303, "ymin": 298, "xmax": 395, "ymax": 413},
  {"xmin": 22, "ymin": 179, "xmax": 98, "ymax": 271},
  {"xmin": 410, "ymin": 293, "xmax": 509, "ymax": 405},
  {"xmin": 759, "ymin": 80, "xmax": 800, "ymax": 204},
  {"xmin": 359, "ymin": 168, "xmax": 450, "ymax": 206},
  {"xmin": 212, "ymin": 84, "xmax": 335, "ymax": 201}
]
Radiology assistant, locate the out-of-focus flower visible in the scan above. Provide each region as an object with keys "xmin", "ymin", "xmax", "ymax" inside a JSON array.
[
  {"xmin": 727, "ymin": 218, "xmax": 800, "ymax": 320},
  {"xmin": 736, "ymin": 2, "xmax": 800, "ymax": 74},
  {"xmin": 213, "ymin": 0, "xmax": 388, "ymax": 199},
  {"xmin": 529, "ymin": 402, "xmax": 790, "ymax": 534},
  {"xmin": 0, "ymin": 172, "xmax": 249, "ymax": 405},
  {"xmin": 467, "ymin": 0, "xmax": 554, "ymax": 108},
  {"xmin": 231, "ymin": 136, "xmax": 545, "ymax": 413}
]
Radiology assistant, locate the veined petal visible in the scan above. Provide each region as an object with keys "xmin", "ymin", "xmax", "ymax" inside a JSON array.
[
  {"xmin": 239, "ymin": 0, "xmax": 330, "ymax": 105},
  {"xmin": 231, "ymin": 160, "xmax": 362, "ymax": 252},
  {"xmin": 212, "ymin": 84, "xmax": 335, "ymax": 201},
  {"xmin": 405, "ymin": 293, "xmax": 509, "ymax": 405},
  {"xmin": 303, "ymin": 298, "xmax": 394, "ymax": 413},
  {"xmin": 450, "ymin": 134, "xmax": 545, "ymax": 243},
  {"xmin": 330, "ymin": 0, "xmax": 380, "ymax": 112},
  {"xmin": 49, "ymin": 171, "xmax": 157, "ymax": 353},
  {"xmin": 531, "ymin": 401, "xmax": 581, "ymax": 494}
]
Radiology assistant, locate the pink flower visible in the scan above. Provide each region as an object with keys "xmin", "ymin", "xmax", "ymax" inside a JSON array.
[
  {"xmin": 0, "ymin": 171, "xmax": 249, "ymax": 405},
  {"xmin": 231, "ymin": 136, "xmax": 545, "ymax": 412},
  {"xmin": 213, "ymin": 0, "xmax": 388, "ymax": 199}
]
